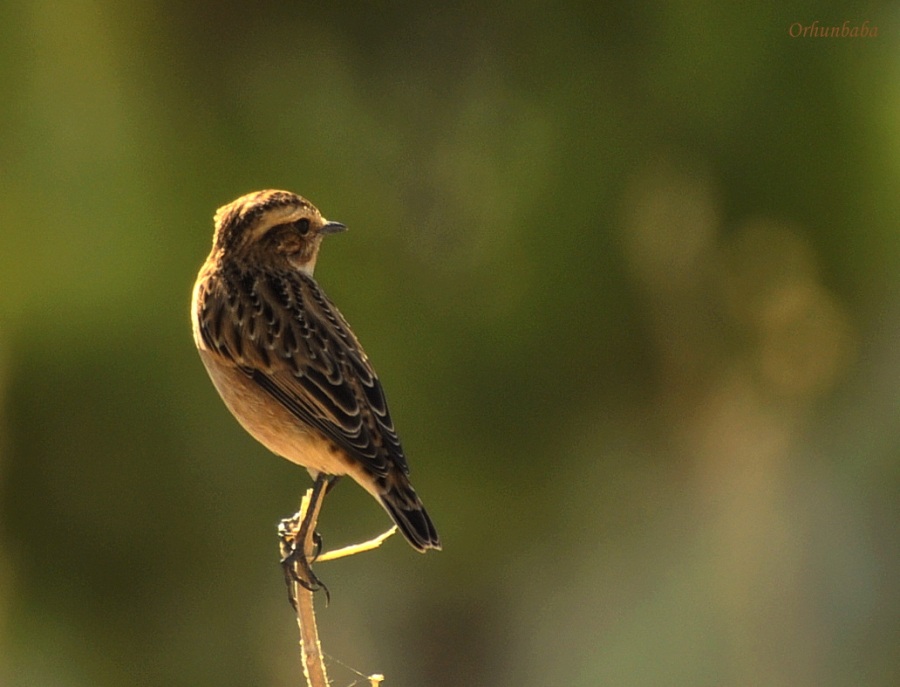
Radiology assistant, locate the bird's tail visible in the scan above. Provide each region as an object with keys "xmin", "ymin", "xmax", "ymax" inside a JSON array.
[{"xmin": 377, "ymin": 473, "xmax": 441, "ymax": 552}]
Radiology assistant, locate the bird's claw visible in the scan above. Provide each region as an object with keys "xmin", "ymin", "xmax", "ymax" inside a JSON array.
[{"xmin": 281, "ymin": 547, "xmax": 330, "ymax": 607}]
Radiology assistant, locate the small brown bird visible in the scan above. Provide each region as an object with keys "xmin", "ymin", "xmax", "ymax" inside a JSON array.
[{"xmin": 191, "ymin": 190, "xmax": 440, "ymax": 556}]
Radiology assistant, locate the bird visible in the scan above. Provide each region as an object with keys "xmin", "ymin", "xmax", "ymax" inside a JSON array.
[{"xmin": 191, "ymin": 189, "xmax": 441, "ymax": 576}]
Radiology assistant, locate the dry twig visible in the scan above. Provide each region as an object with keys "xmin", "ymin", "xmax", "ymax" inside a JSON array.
[{"xmin": 279, "ymin": 487, "xmax": 398, "ymax": 687}]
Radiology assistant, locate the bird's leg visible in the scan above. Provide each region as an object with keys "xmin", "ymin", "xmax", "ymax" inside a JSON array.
[
  {"xmin": 280, "ymin": 473, "xmax": 332, "ymax": 606},
  {"xmin": 307, "ymin": 475, "xmax": 341, "ymax": 561},
  {"xmin": 324, "ymin": 475, "xmax": 343, "ymax": 496}
]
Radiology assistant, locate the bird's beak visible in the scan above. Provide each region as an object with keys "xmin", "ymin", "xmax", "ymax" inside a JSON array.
[{"xmin": 321, "ymin": 220, "xmax": 347, "ymax": 235}]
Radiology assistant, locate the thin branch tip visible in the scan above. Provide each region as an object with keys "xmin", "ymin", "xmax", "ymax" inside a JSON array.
[{"xmin": 278, "ymin": 485, "xmax": 395, "ymax": 687}]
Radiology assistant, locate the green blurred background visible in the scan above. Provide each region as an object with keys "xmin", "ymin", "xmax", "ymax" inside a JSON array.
[{"xmin": 2, "ymin": 2, "xmax": 899, "ymax": 686}]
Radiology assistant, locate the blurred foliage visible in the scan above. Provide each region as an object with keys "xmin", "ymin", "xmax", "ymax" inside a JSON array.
[{"xmin": 1, "ymin": 2, "xmax": 899, "ymax": 686}]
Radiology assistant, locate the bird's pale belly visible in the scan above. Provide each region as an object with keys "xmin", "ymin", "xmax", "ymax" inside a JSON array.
[{"xmin": 199, "ymin": 349, "xmax": 352, "ymax": 477}]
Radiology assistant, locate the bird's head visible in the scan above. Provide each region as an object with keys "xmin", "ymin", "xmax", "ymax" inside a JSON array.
[{"xmin": 211, "ymin": 190, "xmax": 346, "ymax": 274}]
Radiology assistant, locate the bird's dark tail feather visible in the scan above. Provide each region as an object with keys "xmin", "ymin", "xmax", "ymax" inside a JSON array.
[{"xmin": 379, "ymin": 479, "xmax": 441, "ymax": 552}]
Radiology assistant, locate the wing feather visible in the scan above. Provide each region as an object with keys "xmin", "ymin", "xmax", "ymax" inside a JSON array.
[{"xmin": 197, "ymin": 266, "xmax": 408, "ymax": 478}]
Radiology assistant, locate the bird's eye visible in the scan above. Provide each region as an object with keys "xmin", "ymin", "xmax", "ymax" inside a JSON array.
[{"xmin": 295, "ymin": 218, "xmax": 311, "ymax": 235}]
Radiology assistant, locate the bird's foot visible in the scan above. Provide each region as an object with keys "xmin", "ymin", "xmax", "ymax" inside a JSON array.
[{"xmin": 278, "ymin": 515, "xmax": 330, "ymax": 607}]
